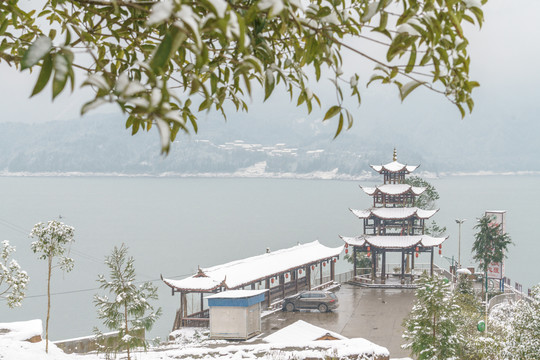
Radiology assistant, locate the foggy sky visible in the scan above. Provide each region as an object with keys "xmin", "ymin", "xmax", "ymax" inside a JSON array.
[{"xmin": 0, "ymin": 0, "xmax": 538, "ymax": 156}]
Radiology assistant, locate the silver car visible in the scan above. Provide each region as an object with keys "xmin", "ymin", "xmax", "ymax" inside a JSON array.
[{"xmin": 282, "ymin": 290, "xmax": 339, "ymax": 313}]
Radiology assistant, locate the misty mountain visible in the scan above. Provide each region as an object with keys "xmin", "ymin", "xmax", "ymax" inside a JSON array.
[{"xmin": 0, "ymin": 111, "xmax": 537, "ymax": 176}]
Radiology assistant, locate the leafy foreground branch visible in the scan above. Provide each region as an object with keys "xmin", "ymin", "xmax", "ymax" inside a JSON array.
[{"xmin": 2, "ymin": 0, "xmax": 485, "ymax": 152}]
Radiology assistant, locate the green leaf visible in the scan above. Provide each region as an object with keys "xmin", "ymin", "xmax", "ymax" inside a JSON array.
[
  {"xmin": 323, "ymin": 105, "xmax": 341, "ymax": 121},
  {"xmin": 64, "ymin": 28, "xmax": 71, "ymax": 46},
  {"xmin": 466, "ymin": 97, "xmax": 474, "ymax": 113},
  {"xmin": 81, "ymin": 98, "xmax": 107, "ymax": 115},
  {"xmin": 198, "ymin": 98, "xmax": 212, "ymax": 112},
  {"xmin": 447, "ymin": 11, "xmax": 464, "ymax": 38},
  {"xmin": 0, "ymin": 19, "xmax": 8, "ymax": 36},
  {"xmin": 52, "ymin": 54, "xmax": 69, "ymax": 99},
  {"xmin": 405, "ymin": 44, "xmax": 416, "ymax": 73},
  {"xmin": 126, "ymin": 116, "xmax": 134, "ymax": 129},
  {"xmin": 333, "ymin": 112, "xmax": 344, "ymax": 139},
  {"xmin": 456, "ymin": 103, "xmax": 465, "ymax": 118},
  {"xmin": 150, "ymin": 33, "xmax": 172, "ymax": 73},
  {"xmin": 48, "ymin": 29, "xmax": 57, "ymax": 41},
  {"xmin": 264, "ymin": 70, "xmax": 275, "ymax": 101},
  {"xmin": 21, "ymin": 36, "xmax": 52, "ymax": 70},
  {"xmin": 400, "ymin": 80, "xmax": 423, "ymax": 101},
  {"xmin": 150, "ymin": 28, "xmax": 185, "ymax": 74},
  {"xmin": 30, "ymin": 54, "xmax": 53, "ymax": 97}
]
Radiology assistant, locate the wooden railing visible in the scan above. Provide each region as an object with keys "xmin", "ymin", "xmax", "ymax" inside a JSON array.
[{"xmin": 175, "ymin": 309, "xmax": 210, "ymax": 329}]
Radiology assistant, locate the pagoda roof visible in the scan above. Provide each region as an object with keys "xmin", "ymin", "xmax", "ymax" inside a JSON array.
[
  {"xmin": 360, "ymin": 184, "xmax": 426, "ymax": 196},
  {"xmin": 370, "ymin": 161, "xmax": 419, "ymax": 173},
  {"xmin": 340, "ymin": 235, "xmax": 447, "ymax": 249},
  {"xmin": 162, "ymin": 240, "xmax": 343, "ymax": 292},
  {"xmin": 350, "ymin": 207, "xmax": 439, "ymax": 220}
]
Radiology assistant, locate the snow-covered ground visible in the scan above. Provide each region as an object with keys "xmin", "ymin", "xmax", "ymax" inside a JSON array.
[{"xmin": 0, "ymin": 320, "xmax": 412, "ymax": 360}]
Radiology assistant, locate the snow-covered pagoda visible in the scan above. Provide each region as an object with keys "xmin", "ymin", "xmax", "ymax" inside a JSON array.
[{"xmin": 341, "ymin": 150, "xmax": 447, "ymax": 285}]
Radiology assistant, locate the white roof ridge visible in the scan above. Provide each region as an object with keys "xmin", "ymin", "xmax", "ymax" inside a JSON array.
[
  {"xmin": 351, "ymin": 207, "xmax": 439, "ymax": 220},
  {"xmin": 341, "ymin": 234, "xmax": 448, "ymax": 249},
  {"xmin": 163, "ymin": 240, "xmax": 343, "ymax": 291},
  {"xmin": 370, "ymin": 161, "xmax": 420, "ymax": 173}
]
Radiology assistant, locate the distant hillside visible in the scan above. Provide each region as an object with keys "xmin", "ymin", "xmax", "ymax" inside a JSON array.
[{"xmin": 0, "ymin": 112, "xmax": 538, "ymax": 177}]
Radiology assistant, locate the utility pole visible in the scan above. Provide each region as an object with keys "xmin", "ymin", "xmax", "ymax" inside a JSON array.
[{"xmin": 455, "ymin": 219, "xmax": 466, "ymax": 269}]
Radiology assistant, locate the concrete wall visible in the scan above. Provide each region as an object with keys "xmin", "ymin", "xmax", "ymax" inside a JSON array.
[{"xmin": 54, "ymin": 328, "xmax": 145, "ymax": 354}]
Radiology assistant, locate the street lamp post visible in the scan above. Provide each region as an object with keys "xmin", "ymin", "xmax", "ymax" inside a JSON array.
[{"xmin": 455, "ymin": 219, "xmax": 466, "ymax": 269}]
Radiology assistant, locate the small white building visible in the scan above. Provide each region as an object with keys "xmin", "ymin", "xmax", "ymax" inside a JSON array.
[
  {"xmin": 264, "ymin": 320, "xmax": 348, "ymax": 343},
  {"xmin": 207, "ymin": 289, "xmax": 267, "ymax": 340}
]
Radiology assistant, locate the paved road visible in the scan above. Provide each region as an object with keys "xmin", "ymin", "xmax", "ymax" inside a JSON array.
[{"xmin": 260, "ymin": 284, "xmax": 415, "ymax": 358}]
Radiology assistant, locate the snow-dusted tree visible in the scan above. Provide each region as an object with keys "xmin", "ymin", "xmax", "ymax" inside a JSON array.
[
  {"xmin": 94, "ymin": 244, "xmax": 161, "ymax": 360},
  {"xmin": 506, "ymin": 285, "xmax": 540, "ymax": 359},
  {"xmin": 402, "ymin": 272, "xmax": 463, "ymax": 360},
  {"xmin": 1, "ymin": 240, "xmax": 29, "ymax": 308},
  {"xmin": 453, "ymin": 276, "xmax": 485, "ymax": 359},
  {"xmin": 30, "ymin": 220, "xmax": 75, "ymax": 353},
  {"xmin": 472, "ymin": 214, "xmax": 512, "ymax": 294},
  {"xmin": 404, "ymin": 177, "xmax": 447, "ymax": 237}
]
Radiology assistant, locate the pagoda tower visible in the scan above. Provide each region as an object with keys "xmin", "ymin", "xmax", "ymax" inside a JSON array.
[{"xmin": 341, "ymin": 149, "xmax": 447, "ymax": 284}]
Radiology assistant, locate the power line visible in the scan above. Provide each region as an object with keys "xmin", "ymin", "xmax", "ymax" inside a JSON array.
[
  {"xmin": 0, "ymin": 216, "xmax": 107, "ymax": 265},
  {"xmin": 24, "ymin": 273, "xmax": 193, "ymax": 299},
  {"xmin": 0, "ymin": 215, "xmax": 191, "ymax": 289}
]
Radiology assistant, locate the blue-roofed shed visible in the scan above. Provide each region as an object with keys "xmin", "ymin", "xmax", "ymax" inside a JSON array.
[{"xmin": 207, "ymin": 290, "xmax": 267, "ymax": 340}]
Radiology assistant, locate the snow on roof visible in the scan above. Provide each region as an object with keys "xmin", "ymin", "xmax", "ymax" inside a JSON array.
[
  {"xmin": 360, "ymin": 184, "xmax": 426, "ymax": 196},
  {"xmin": 162, "ymin": 276, "xmax": 224, "ymax": 292},
  {"xmin": 350, "ymin": 208, "xmax": 372, "ymax": 218},
  {"xmin": 359, "ymin": 186, "xmax": 377, "ymax": 195},
  {"xmin": 165, "ymin": 337, "xmax": 389, "ymax": 359},
  {"xmin": 264, "ymin": 320, "xmax": 347, "ymax": 343},
  {"xmin": 206, "ymin": 289, "xmax": 268, "ymax": 299},
  {"xmin": 340, "ymin": 235, "xmax": 447, "ymax": 249},
  {"xmin": 0, "ymin": 320, "xmax": 42, "ymax": 342},
  {"xmin": 370, "ymin": 161, "xmax": 419, "ymax": 173},
  {"xmin": 411, "ymin": 186, "xmax": 426, "ymax": 195},
  {"xmin": 350, "ymin": 207, "xmax": 439, "ymax": 220},
  {"xmin": 418, "ymin": 235, "xmax": 448, "ymax": 247},
  {"xmin": 163, "ymin": 241, "xmax": 343, "ymax": 292}
]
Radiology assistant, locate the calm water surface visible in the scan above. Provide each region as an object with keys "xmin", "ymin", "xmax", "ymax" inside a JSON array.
[{"xmin": 0, "ymin": 176, "xmax": 537, "ymax": 340}]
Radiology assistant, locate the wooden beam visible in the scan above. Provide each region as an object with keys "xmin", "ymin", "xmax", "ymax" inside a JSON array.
[
  {"xmin": 381, "ymin": 251, "xmax": 386, "ymax": 284},
  {"xmin": 200, "ymin": 292, "xmax": 204, "ymax": 313},
  {"xmin": 401, "ymin": 251, "xmax": 405, "ymax": 283},
  {"xmin": 430, "ymin": 247, "xmax": 434, "ymax": 277},
  {"xmin": 307, "ymin": 265, "xmax": 312, "ymax": 290},
  {"xmin": 265, "ymin": 278, "xmax": 271, "ymax": 309},
  {"xmin": 294, "ymin": 269, "xmax": 298, "ymax": 293},
  {"xmin": 353, "ymin": 246, "xmax": 357, "ymax": 278},
  {"xmin": 280, "ymin": 274, "xmax": 285, "ymax": 299},
  {"xmin": 320, "ymin": 261, "xmax": 323, "ymax": 285}
]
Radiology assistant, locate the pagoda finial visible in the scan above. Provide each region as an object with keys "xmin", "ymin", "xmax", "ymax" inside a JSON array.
[{"xmin": 393, "ymin": 148, "xmax": 397, "ymax": 162}]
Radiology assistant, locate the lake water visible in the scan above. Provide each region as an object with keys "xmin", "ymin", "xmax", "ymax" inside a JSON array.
[{"xmin": 0, "ymin": 175, "xmax": 538, "ymax": 341}]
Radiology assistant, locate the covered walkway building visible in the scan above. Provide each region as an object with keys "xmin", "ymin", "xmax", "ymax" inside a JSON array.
[{"xmin": 162, "ymin": 240, "xmax": 343, "ymax": 330}]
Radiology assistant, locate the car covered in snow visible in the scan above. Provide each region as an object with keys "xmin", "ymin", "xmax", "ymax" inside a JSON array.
[{"xmin": 282, "ymin": 290, "xmax": 339, "ymax": 313}]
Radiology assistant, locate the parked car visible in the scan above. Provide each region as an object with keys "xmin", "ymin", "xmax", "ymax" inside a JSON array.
[{"xmin": 282, "ymin": 290, "xmax": 339, "ymax": 313}]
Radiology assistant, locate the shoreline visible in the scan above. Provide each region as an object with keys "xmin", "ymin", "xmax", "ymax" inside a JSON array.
[{"xmin": 1, "ymin": 170, "xmax": 540, "ymax": 180}]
